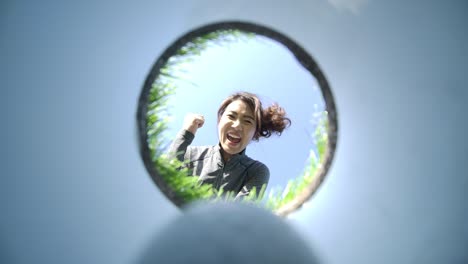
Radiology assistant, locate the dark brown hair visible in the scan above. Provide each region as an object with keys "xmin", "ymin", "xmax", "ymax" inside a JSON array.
[{"xmin": 217, "ymin": 92, "xmax": 291, "ymax": 141}]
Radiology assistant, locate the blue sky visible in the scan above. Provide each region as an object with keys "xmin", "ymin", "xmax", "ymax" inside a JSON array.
[{"xmin": 162, "ymin": 34, "xmax": 326, "ymax": 197}]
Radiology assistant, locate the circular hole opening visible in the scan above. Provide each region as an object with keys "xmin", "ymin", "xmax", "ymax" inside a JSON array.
[{"xmin": 137, "ymin": 21, "xmax": 338, "ymax": 217}]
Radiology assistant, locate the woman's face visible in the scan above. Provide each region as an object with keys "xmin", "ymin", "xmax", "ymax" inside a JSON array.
[{"xmin": 218, "ymin": 100, "xmax": 257, "ymax": 158}]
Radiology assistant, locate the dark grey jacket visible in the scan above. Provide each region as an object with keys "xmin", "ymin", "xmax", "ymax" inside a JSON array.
[{"xmin": 168, "ymin": 129, "xmax": 269, "ymax": 198}]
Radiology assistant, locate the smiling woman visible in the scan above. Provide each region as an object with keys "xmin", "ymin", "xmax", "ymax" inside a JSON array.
[
  {"xmin": 167, "ymin": 92, "xmax": 291, "ymax": 200},
  {"xmin": 137, "ymin": 21, "xmax": 338, "ymax": 216}
]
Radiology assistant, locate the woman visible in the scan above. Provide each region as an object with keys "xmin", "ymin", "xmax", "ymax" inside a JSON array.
[{"xmin": 168, "ymin": 91, "xmax": 291, "ymax": 199}]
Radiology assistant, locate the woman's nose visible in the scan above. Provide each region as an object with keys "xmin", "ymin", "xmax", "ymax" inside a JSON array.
[{"xmin": 232, "ymin": 120, "xmax": 241, "ymax": 128}]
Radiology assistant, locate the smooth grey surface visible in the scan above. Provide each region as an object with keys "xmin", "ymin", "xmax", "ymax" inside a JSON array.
[
  {"xmin": 138, "ymin": 202, "xmax": 320, "ymax": 264},
  {"xmin": 2, "ymin": 1, "xmax": 467, "ymax": 263}
]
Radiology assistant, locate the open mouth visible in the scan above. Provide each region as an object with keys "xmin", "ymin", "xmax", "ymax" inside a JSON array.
[{"xmin": 227, "ymin": 132, "xmax": 241, "ymax": 144}]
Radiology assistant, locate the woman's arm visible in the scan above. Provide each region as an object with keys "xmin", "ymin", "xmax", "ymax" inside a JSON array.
[
  {"xmin": 167, "ymin": 129, "xmax": 195, "ymax": 162},
  {"xmin": 167, "ymin": 113, "xmax": 205, "ymax": 162}
]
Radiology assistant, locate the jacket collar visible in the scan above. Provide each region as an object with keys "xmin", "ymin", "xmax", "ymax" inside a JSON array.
[{"xmin": 215, "ymin": 143, "xmax": 246, "ymax": 166}]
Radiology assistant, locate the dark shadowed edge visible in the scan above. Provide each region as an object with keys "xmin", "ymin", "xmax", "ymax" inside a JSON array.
[{"xmin": 136, "ymin": 20, "xmax": 338, "ymax": 216}]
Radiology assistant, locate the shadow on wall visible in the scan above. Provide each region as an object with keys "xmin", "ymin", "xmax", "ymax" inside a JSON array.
[{"xmin": 136, "ymin": 201, "xmax": 321, "ymax": 264}]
